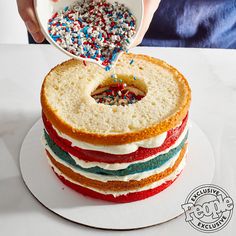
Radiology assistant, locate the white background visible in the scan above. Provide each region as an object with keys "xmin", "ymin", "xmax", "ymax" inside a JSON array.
[
  {"xmin": 0, "ymin": 1, "xmax": 27, "ymax": 44},
  {"xmin": 0, "ymin": 45, "xmax": 235, "ymax": 235}
]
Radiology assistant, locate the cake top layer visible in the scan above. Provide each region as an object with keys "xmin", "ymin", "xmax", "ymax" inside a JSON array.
[{"xmin": 41, "ymin": 53, "xmax": 191, "ymax": 145}]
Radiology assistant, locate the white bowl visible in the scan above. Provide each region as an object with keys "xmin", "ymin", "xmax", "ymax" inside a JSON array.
[{"xmin": 34, "ymin": 0, "xmax": 144, "ymax": 68}]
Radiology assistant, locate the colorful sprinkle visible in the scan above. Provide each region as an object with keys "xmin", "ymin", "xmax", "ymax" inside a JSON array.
[
  {"xmin": 111, "ymin": 74, "xmax": 117, "ymax": 79},
  {"xmin": 48, "ymin": 0, "xmax": 136, "ymax": 70},
  {"xmin": 130, "ymin": 59, "xmax": 134, "ymax": 65}
]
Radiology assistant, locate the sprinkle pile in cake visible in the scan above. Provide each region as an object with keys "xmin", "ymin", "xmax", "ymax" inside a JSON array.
[
  {"xmin": 91, "ymin": 83, "xmax": 145, "ymax": 106},
  {"xmin": 48, "ymin": 0, "xmax": 136, "ymax": 70}
]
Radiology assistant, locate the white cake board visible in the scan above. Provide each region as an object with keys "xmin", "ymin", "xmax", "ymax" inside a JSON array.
[{"xmin": 20, "ymin": 120, "xmax": 215, "ymax": 230}]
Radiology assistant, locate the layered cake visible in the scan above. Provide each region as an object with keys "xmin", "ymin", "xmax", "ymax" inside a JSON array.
[{"xmin": 41, "ymin": 53, "xmax": 191, "ymax": 203}]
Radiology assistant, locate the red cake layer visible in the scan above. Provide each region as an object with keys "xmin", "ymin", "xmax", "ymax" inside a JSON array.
[
  {"xmin": 53, "ymin": 169, "xmax": 181, "ymax": 203},
  {"xmin": 43, "ymin": 112, "xmax": 188, "ymax": 163}
]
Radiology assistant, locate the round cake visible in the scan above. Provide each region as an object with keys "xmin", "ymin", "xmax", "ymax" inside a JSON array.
[{"xmin": 41, "ymin": 53, "xmax": 191, "ymax": 203}]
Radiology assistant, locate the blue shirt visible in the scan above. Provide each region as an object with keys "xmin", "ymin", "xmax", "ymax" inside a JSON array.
[{"xmin": 142, "ymin": 0, "xmax": 236, "ymax": 48}]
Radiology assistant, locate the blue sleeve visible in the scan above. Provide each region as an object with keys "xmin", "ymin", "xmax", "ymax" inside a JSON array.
[{"xmin": 142, "ymin": 0, "xmax": 236, "ymax": 48}]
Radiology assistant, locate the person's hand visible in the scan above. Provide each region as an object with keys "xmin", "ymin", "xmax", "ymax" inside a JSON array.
[
  {"xmin": 16, "ymin": 0, "xmax": 45, "ymax": 43},
  {"xmin": 133, "ymin": 0, "xmax": 161, "ymax": 46}
]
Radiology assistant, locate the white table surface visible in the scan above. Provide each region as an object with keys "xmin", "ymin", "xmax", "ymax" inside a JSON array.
[{"xmin": 0, "ymin": 45, "xmax": 236, "ymax": 236}]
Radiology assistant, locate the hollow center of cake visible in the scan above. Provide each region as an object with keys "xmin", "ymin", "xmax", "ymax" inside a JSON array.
[{"xmin": 91, "ymin": 82, "xmax": 146, "ymax": 106}]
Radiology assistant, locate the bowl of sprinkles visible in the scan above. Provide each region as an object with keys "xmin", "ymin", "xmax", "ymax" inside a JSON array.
[{"xmin": 34, "ymin": 0, "xmax": 143, "ymax": 70}]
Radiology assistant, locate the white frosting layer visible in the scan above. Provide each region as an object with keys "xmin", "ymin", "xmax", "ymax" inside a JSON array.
[
  {"xmin": 64, "ymin": 124, "xmax": 189, "ymax": 170},
  {"xmin": 53, "ymin": 125, "xmax": 168, "ymax": 154},
  {"xmin": 44, "ymin": 140, "xmax": 182, "ymax": 181},
  {"xmin": 48, "ymin": 154, "xmax": 187, "ymax": 197}
]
